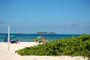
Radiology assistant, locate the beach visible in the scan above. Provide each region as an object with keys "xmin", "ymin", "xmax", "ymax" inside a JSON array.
[{"xmin": 0, "ymin": 42, "xmax": 88, "ymax": 60}]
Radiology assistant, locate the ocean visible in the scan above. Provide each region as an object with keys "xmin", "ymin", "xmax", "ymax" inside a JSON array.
[{"xmin": 0, "ymin": 34, "xmax": 80, "ymax": 42}]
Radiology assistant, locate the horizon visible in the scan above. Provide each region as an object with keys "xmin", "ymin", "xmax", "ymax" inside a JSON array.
[
  {"xmin": 0, "ymin": 0, "xmax": 90, "ymax": 34},
  {"xmin": 0, "ymin": 32, "xmax": 85, "ymax": 35}
]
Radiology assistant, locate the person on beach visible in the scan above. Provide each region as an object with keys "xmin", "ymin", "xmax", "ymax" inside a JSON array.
[
  {"xmin": 41, "ymin": 36, "xmax": 48, "ymax": 43},
  {"xmin": 34, "ymin": 38, "xmax": 38, "ymax": 42},
  {"xmin": 4, "ymin": 37, "xmax": 7, "ymax": 42},
  {"xmin": 34, "ymin": 36, "xmax": 47, "ymax": 43},
  {"xmin": 41, "ymin": 36, "xmax": 45, "ymax": 43},
  {"xmin": 34, "ymin": 36, "xmax": 42, "ymax": 43},
  {"xmin": 37, "ymin": 36, "xmax": 41, "ymax": 43}
]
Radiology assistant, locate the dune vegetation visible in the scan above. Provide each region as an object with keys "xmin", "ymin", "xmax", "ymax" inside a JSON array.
[{"xmin": 16, "ymin": 34, "xmax": 90, "ymax": 59}]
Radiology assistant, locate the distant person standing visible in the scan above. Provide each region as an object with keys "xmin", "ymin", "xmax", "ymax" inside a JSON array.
[
  {"xmin": 34, "ymin": 38, "xmax": 38, "ymax": 42},
  {"xmin": 37, "ymin": 36, "xmax": 41, "ymax": 43},
  {"xmin": 41, "ymin": 36, "xmax": 47, "ymax": 43},
  {"xmin": 4, "ymin": 37, "xmax": 7, "ymax": 42}
]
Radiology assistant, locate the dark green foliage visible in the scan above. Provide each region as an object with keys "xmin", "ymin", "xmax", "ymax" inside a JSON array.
[{"xmin": 16, "ymin": 34, "xmax": 90, "ymax": 58}]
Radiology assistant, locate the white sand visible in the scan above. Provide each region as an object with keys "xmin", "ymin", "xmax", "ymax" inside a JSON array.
[{"xmin": 0, "ymin": 42, "xmax": 88, "ymax": 60}]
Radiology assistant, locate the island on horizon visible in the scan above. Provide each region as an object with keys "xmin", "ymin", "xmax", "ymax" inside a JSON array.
[{"xmin": 36, "ymin": 32, "xmax": 56, "ymax": 34}]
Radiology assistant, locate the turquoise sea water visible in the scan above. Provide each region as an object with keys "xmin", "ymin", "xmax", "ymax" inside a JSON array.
[{"xmin": 0, "ymin": 34, "xmax": 80, "ymax": 42}]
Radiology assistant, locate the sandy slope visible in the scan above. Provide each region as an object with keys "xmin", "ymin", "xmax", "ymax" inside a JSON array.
[{"xmin": 0, "ymin": 42, "xmax": 88, "ymax": 60}]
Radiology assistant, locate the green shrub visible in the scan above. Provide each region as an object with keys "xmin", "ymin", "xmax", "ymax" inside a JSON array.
[{"xmin": 16, "ymin": 34, "xmax": 90, "ymax": 59}]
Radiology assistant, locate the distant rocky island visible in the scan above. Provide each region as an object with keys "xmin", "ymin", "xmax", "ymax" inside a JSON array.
[{"xmin": 36, "ymin": 32, "xmax": 56, "ymax": 34}]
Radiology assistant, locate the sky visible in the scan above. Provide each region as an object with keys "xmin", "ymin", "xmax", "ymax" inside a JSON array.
[{"xmin": 0, "ymin": 0, "xmax": 90, "ymax": 34}]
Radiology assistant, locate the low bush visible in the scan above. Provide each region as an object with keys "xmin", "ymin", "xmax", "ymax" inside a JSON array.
[{"xmin": 16, "ymin": 34, "xmax": 90, "ymax": 59}]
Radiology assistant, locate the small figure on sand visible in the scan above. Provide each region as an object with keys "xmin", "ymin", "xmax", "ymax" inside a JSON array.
[
  {"xmin": 34, "ymin": 36, "xmax": 47, "ymax": 43},
  {"xmin": 34, "ymin": 38, "xmax": 38, "ymax": 42}
]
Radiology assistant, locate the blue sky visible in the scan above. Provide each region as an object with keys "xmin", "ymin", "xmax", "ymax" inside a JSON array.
[{"xmin": 0, "ymin": 0, "xmax": 90, "ymax": 34}]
